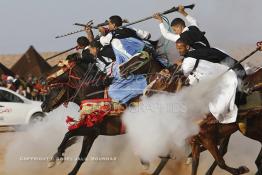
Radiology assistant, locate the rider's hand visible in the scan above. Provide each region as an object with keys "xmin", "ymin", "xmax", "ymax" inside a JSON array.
[
  {"xmin": 63, "ymin": 102, "xmax": 68, "ymax": 108},
  {"xmin": 178, "ymin": 5, "xmax": 188, "ymax": 16},
  {"xmin": 79, "ymin": 114, "xmax": 85, "ymax": 121},
  {"xmin": 257, "ymin": 42, "xmax": 262, "ymax": 51},
  {"xmin": 85, "ymin": 25, "xmax": 92, "ymax": 32},
  {"xmin": 98, "ymin": 27, "xmax": 106, "ymax": 36},
  {"xmin": 76, "ymin": 45, "xmax": 81, "ymax": 50},
  {"xmin": 174, "ymin": 59, "xmax": 183, "ymax": 66},
  {"xmin": 153, "ymin": 13, "xmax": 163, "ymax": 23},
  {"xmin": 122, "ymin": 19, "xmax": 129, "ymax": 23}
]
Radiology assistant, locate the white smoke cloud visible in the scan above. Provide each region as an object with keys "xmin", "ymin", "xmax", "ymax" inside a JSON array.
[
  {"xmin": 3, "ymin": 103, "xmax": 80, "ymax": 175},
  {"xmin": 2, "ymin": 103, "xmax": 150, "ymax": 175},
  {"xmin": 123, "ymin": 75, "xmax": 225, "ymax": 162}
]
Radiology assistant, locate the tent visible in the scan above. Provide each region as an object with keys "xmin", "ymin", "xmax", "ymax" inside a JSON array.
[
  {"xmin": 11, "ymin": 46, "xmax": 52, "ymax": 78},
  {"xmin": 0, "ymin": 63, "xmax": 15, "ymax": 77}
]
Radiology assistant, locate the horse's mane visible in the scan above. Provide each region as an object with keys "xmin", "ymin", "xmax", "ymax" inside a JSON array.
[{"xmin": 47, "ymin": 53, "xmax": 105, "ymax": 86}]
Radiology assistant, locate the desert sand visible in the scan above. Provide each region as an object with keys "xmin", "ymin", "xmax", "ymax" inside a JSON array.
[{"xmin": 0, "ymin": 128, "xmax": 260, "ymax": 175}]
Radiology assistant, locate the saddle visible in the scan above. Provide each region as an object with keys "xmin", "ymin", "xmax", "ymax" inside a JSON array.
[
  {"xmin": 66, "ymin": 98, "xmax": 125, "ymax": 130},
  {"xmin": 119, "ymin": 51, "xmax": 151, "ymax": 77}
]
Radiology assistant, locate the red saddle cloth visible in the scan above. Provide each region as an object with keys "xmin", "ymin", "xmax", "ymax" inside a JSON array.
[{"xmin": 66, "ymin": 98, "xmax": 124, "ymax": 131}]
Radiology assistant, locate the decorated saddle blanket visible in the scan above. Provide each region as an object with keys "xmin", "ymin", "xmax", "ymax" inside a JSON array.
[{"xmin": 66, "ymin": 98, "xmax": 125, "ymax": 130}]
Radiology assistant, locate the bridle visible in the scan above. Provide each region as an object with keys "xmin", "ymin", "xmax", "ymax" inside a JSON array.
[
  {"xmin": 47, "ymin": 64, "xmax": 104, "ymax": 106},
  {"xmin": 151, "ymin": 65, "xmax": 185, "ymax": 92},
  {"xmin": 47, "ymin": 87, "xmax": 67, "ymax": 109}
]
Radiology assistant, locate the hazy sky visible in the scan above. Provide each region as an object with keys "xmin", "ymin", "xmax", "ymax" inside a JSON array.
[{"xmin": 0, "ymin": 0, "xmax": 261, "ymax": 54}]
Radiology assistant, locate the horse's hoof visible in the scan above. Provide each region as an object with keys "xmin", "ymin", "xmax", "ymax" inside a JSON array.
[
  {"xmin": 68, "ymin": 172, "xmax": 77, "ymax": 175},
  {"xmin": 141, "ymin": 161, "xmax": 150, "ymax": 170},
  {"xmin": 238, "ymin": 166, "xmax": 249, "ymax": 174},
  {"xmin": 47, "ymin": 161, "xmax": 56, "ymax": 168},
  {"xmin": 186, "ymin": 157, "xmax": 192, "ymax": 165},
  {"xmin": 140, "ymin": 172, "xmax": 151, "ymax": 175},
  {"xmin": 168, "ymin": 154, "xmax": 176, "ymax": 160},
  {"xmin": 57, "ymin": 157, "xmax": 64, "ymax": 165},
  {"xmin": 142, "ymin": 163, "xmax": 150, "ymax": 170}
]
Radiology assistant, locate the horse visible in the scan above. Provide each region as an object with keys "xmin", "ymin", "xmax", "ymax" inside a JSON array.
[
  {"xmin": 244, "ymin": 68, "xmax": 262, "ymax": 92},
  {"xmin": 41, "ymin": 55, "xmax": 164, "ymax": 175},
  {"xmin": 143, "ymin": 67, "xmax": 262, "ymax": 175},
  {"xmin": 42, "ymin": 57, "xmax": 128, "ymax": 175}
]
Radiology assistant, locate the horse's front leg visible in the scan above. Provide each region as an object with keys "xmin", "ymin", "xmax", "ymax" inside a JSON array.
[
  {"xmin": 48, "ymin": 131, "xmax": 79, "ymax": 168},
  {"xmin": 151, "ymin": 157, "xmax": 170, "ymax": 175},
  {"xmin": 68, "ymin": 133, "xmax": 98, "ymax": 175},
  {"xmin": 199, "ymin": 133, "xmax": 249, "ymax": 175},
  {"xmin": 255, "ymin": 145, "xmax": 262, "ymax": 175},
  {"xmin": 191, "ymin": 136, "xmax": 201, "ymax": 175},
  {"xmin": 205, "ymin": 135, "xmax": 231, "ymax": 175}
]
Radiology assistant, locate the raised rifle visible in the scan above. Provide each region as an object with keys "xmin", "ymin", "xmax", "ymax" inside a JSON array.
[
  {"xmin": 54, "ymin": 4, "xmax": 195, "ymax": 39},
  {"xmin": 121, "ymin": 4, "xmax": 195, "ymax": 28},
  {"xmin": 45, "ymin": 46, "xmax": 77, "ymax": 61},
  {"xmin": 228, "ymin": 41, "xmax": 262, "ymax": 71}
]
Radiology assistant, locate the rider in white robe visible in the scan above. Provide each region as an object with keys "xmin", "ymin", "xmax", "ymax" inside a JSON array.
[
  {"xmin": 176, "ymin": 38, "xmax": 238, "ymax": 124},
  {"xmin": 182, "ymin": 57, "xmax": 238, "ymax": 124}
]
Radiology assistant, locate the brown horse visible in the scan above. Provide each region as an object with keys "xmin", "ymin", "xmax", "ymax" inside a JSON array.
[
  {"xmin": 41, "ymin": 56, "xmax": 160, "ymax": 175},
  {"xmin": 144, "ymin": 67, "xmax": 262, "ymax": 175},
  {"xmin": 244, "ymin": 68, "xmax": 262, "ymax": 92},
  {"xmin": 42, "ymin": 57, "xmax": 130, "ymax": 175}
]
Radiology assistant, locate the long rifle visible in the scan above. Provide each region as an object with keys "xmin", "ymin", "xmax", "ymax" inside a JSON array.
[
  {"xmin": 55, "ymin": 20, "xmax": 108, "ymax": 39},
  {"xmin": 228, "ymin": 41, "xmax": 262, "ymax": 71},
  {"xmin": 45, "ymin": 46, "xmax": 77, "ymax": 61},
  {"xmin": 74, "ymin": 20, "xmax": 109, "ymax": 29},
  {"xmin": 55, "ymin": 4, "xmax": 195, "ymax": 39},
  {"xmin": 121, "ymin": 4, "xmax": 195, "ymax": 28},
  {"xmin": 74, "ymin": 19, "xmax": 129, "ymax": 28}
]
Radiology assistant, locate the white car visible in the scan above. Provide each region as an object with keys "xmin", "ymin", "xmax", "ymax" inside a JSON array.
[{"xmin": 0, "ymin": 87, "xmax": 45, "ymax": 126}]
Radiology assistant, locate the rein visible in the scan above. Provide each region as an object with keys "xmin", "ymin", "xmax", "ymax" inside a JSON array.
[
  {"xmin": 48, "ymin": 88, "xmax": 67, "ymax": 108},
  {"xmin": 47, "ymin": 64, "xmax": 105, "ymax": 104}
]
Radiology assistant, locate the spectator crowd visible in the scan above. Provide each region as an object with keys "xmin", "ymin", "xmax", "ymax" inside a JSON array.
[{"xmin": 0, "ymin": 74, "xmax": 48, "ymax": 101}]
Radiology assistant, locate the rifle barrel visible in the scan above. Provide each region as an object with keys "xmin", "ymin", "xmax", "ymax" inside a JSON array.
[
  {"xmin": 122, "ymin": 4, "xmax": 195, "ymax": 28},
  {"xmin": 55, "ymin": 4, "xmax": 195, "ymax": 39},
  {"xmin": 228, "ymin": 48, "xmax": 260, "ymax": 71},
  {"xmin": 45, "ymin": 46, "xmax": 77, "ymax": 61}
]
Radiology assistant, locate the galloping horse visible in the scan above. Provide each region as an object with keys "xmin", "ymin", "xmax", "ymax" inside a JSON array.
[
  {"xmin": 144, "ymin": 67, "xmax": 262, "ymax": 175},
  {"xmin": 42, "ymin": 57, "xmax": 127, "ymax": 175},
  {"xmin": 41, "ymin": 54, "xmax": 165, "ymax": 175}
]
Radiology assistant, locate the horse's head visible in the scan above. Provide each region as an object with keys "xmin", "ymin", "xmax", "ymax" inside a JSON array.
[
  {"xmin": 243, "ymin": 67, "xmax": 262, "ymax": 93},
  {"xmin": 46, "ymin": 53, "xmax": 82, "ymax": 84},
  {"xmin": 42, "ymin": 53, "xmax": 109, "ymax": 112},
  {"xmin": 144, "ymin": 69, "xmax": 171, "ymax": 97},
  {"xmin": 144, "ymin": 66, "xmax": 186, "ymax": 97},
  {"xmin": 42, "ymin": 53, "xmax": 85, "ymax": 112},
  {"xmin": 41, "ymin": 85, "xmax": 72, "ymax": 112}
]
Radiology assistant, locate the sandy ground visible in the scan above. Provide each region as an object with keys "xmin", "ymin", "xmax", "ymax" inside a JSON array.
[{"xmin": 0, "ymin": 127, "xmax": 260, "ymax": 175}]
